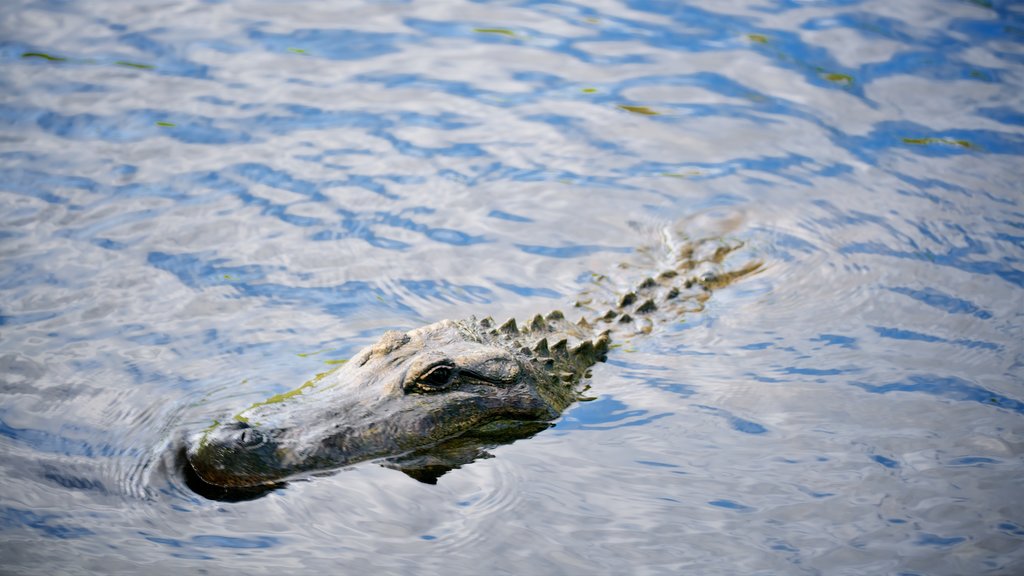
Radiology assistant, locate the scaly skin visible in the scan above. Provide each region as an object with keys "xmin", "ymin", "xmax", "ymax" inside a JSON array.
[{"xmin": 186, "ymin": 238, "xmax": 761, "ymax": 492}]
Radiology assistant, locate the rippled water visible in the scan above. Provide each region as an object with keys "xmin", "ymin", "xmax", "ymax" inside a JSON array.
[{"xmin": 1, "ymin": 0, "xmax": 1022, "ymax": 573}]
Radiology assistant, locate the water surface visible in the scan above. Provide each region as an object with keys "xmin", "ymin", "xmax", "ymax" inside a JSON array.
[{"xmin": 1, "ymin": 0, "xmax": 1022, "ymax": 574}]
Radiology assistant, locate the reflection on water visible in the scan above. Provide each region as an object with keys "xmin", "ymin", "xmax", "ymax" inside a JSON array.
[{"xmin": 1, "ymin": 0, "xmax": 1022, "ymax": 573}]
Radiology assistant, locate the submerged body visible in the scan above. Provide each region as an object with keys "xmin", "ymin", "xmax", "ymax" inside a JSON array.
[{"xmin": 186, "ymin": 238, "xmax": 760, "ymax": 495}]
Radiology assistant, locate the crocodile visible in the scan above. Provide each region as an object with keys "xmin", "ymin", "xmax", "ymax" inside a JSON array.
[{"xmin": 184, "ymin": 237, "xmax": 760, "ymax": 499}]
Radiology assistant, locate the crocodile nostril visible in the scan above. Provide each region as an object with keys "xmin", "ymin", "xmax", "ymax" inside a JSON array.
[{"xmin": 237, "ymin": 428, "xmax": 265, "ymax": 448}]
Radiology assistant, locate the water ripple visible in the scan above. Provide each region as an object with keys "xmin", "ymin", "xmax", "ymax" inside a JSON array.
[{"xmin": 1, "ymin": 0, "xmax": 1022, "ymax": 574}]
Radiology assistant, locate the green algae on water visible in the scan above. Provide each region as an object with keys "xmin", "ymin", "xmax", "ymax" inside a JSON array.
[
  {"xmin": 22, "ymin": 52, "xmax": 161, "ymax": 71},
  {"xmin": 22, "ymin": 52, "xmax": 66, "ymax": 61},
  {"xmin": 155, "ymin": 121, "xmax": 176, "ymax": 127},
  {"xmin": 232, "ymin": 369, "xmax": 336, "ymax": 423},
  {"xmin": 115, "ymin": 61, "xmax": 154, "ymax": 69},
  {"xmin": 249, "ymin": 380, "xmax": 316, "ymax": 407},
  {"xmin": 474, "ymin": 27, "xmax": 517, "ymax": 38},
  {"xmin": 663, "ymin": 169, "xmax": 706, "ymax": 178},
  {"xmin": 581, "ymin": 87, "xmax": 598, "ymax": 94},
  {"xmin": 287, "ymin": 47, "xmax": 309, "ymax": 55},
  {"xmin": 617, "ymin": 104, "xmax": 660, "ymax": 116},
  {"xmin": 822, "ymin": 72, "xmax": 854, "ymax": 86},
  {"xmin": 197, "ymin": 419, "xmax": 222, "ymax": 446},
  {"xmin": 902, "ymin": 137, "xmax": 978, "ymax": 150},
  {"xmin": 746, "ymin": 34, "xmax": 769, "ymax": 44}
]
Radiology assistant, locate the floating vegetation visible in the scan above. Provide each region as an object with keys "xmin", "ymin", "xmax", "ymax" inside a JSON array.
[
  {"xmin": 115, "ymin": 61, "xmax": 154, "ymax": 69},
  {"xmin": 581, "ymin": 87, "xmax": 598, "ymax": 93},
  {"xmin": 474, "ymin": 27, "xmax": 517, "ymax": 38},
  {"xmin": 617, "ymin": 104, "xmax": 660, "ymax": 116},
  {"xmin": 749, "ymin": 41, "xmax": 858, "ymax": 92},
  {"xmin": 323, "ymin": 359, "xmax": 349, "ymax": 366},
  {"xmin": 233, "ymin": 369, "xmax": 334, "ymax": 424},
  {"xmin": 662, "ymin": 169, "xmax": 706, "ymax": 178},
  {"xmin": 822, "ymin": 72, "xmax": 854, "ymax": 86},
  {"xmin": 22, "ymin": 52, "xmax": 160, "ymax": 71},
  {"xmin": 234, "ymin": 381, "xmax": 314, "ymax": 422},
  {"xmin": 21, "ymin": 51, "xmax": 66, "ymax": 61},
  {"xmin": 287, "ymin": 47, "xmax": 309, "ymax": 55},
  {"xmin": 583, "ymin": 17, "xmax": 601, "ymax": 24},
  {"xmin": 155, "ymin": 121, "xmax": 176, "ymax": 127},
  {"xmin": 902, "ymin": 137, "xmax": 978, "ymax": 150}
]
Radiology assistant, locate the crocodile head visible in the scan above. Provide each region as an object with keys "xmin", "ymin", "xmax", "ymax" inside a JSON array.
[
  {"xmin": 186, "ymin": 316, "xmax": 605, "ymax": 491},
  {"xmin": 183, "ymin": 238, "xmax": 759, "ymax": 498}
]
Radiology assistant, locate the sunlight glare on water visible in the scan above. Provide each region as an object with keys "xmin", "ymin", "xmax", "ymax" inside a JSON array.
[{"xmin": 0, "ymin": 0, "xmax": 1022, "ymax": 574}]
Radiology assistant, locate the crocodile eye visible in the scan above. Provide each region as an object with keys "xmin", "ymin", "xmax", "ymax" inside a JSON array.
[{"xmin": 417, "ymin": 364, "xmax": 455, "ymax": 391}]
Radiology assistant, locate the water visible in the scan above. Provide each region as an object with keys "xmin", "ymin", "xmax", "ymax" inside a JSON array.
[{"xmin": 1, "ymin": 0, "xmax": 1022, "ymax": 573}]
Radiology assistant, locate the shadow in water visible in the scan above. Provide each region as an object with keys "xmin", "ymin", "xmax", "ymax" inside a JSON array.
[{"xmin": 383, "ymin": 421, "xmax": 553, "ymax": 484}]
